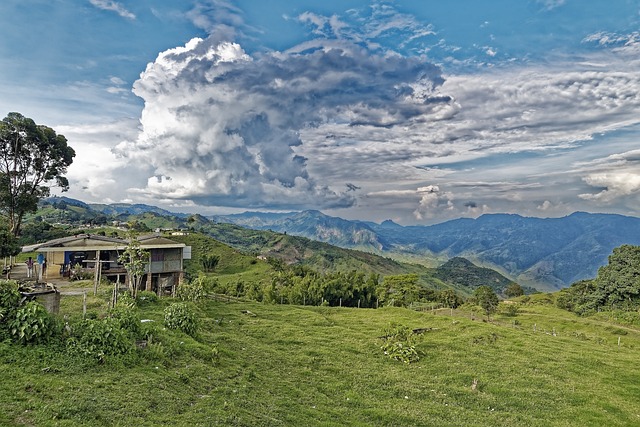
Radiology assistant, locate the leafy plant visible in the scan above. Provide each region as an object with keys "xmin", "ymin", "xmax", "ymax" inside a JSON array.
[
  {"xmin": 10, "ymin": 301, "xmax": 55, "ymax": 345},
  {"xmin": 118, "ymin": 235, "xmax": 150, "ymax": 299},
  {"xmin": 67, "ymin": 318, "xmax": 133, "ymax": 362},
  {"xmin": 0, "ymin": 280, "xmax": 20, "ymax": 325},
  {"xmin": 177, "ymin": 276, "xmax": 207, "ymax": 302},
  {"xmin": 136, "ymin": 290, "xmax": 158, "ymax": 306},
  {"xmin": 164, "ymin": 303, "xmax": 198, "ymax": 336},
  {"xmin": 200, "ymin": 254, "xmax": 220, "ymax": 272},
  {"xmin": 109, "ymin": 304, "xmax": 141, "ymax": 337},
  {"xmin": 380, "ymin": 323, "xmax": 420, "ymax": 364}
]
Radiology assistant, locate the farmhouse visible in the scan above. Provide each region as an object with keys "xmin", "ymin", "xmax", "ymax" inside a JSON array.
[{"xmin": 22, "ymin": 234, "xmax": 191, "ymax": 295}]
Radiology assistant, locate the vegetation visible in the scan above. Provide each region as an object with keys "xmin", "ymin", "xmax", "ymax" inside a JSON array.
[
  {"xmin": 558, "ymin": 245, "xmax": 640, "ymax": 316},
  {"xmin": 1, "ymin": 279, "xmax": 639, "ymax": 426},
  {"xmin": 0, "ymin": 113, "xmax": 75, "ymax": 236},
  {"xmin": 473, "ymin": 285, "xmax": 500, "ymax": 321}
]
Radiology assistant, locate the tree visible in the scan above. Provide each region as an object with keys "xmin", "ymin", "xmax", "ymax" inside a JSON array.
[
  {"xmin": 0, "ymin": 112, "xmax": 75, "ymax": 236},
  {"xmin": 505, "ymin": 283, "xmax": 524, "ymax": 298},
  {"xmin": 118, "ymin": 236, "xmax": 150, "ymax": 299},
  {"xmin": 474, "ymin": 285, "xmax": 499, "ymax": 321}
]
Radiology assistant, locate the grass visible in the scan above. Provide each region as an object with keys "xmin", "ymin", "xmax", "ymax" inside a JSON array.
[{"xmin": 1, "ymin": 287, "xmax": 640, "ymax": 426}]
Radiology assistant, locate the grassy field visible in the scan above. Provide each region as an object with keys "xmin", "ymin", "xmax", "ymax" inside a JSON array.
[{"xmin": 1, "ymin": 287, "xmax": 639, "ymax": 426}]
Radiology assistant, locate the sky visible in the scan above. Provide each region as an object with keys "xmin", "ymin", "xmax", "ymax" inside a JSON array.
[{"xmin": 1, "ymin": 0, "xmax": 640, "ymax": 225}]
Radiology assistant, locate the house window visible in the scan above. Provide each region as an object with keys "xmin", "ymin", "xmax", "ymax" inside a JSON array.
[{"xmin": 151, "ymin": 250, "xmax": 164, "ymax": 262}]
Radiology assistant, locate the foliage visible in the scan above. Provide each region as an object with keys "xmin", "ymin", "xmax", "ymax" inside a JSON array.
[
  {"xmin": 0, "ymin": 112, "xmax": 75, "ymax": 236},
  {"xmin": 438, "ymin": 288, "xmax": 463, "ymax": 308},
  {"xmin": 377, "ymin": 274, "xmax": 421, "ymax": 307},
  {"xmin": 380, "ymin": 323, "xmax": 420, "ymax": 364},
  {"xmin": 164, "ymin": 302, "xmax": 198, "ymax": 336},
  {"xmin": 135, "ymin": 290, "xmax": 158, "ymax": 306},
  {"xmin": 9, "ymin": 301, "xmax": 56, "ymax": 345},
  {"xmin": 501, "ymin": 303, "xmax": 520, "ymax": 317},
  {"xmin": 118, "ymin": 236, "xmax": 150, "ymax": 299},
  {"xmin": 0, "ymin": 280, "xmax": 20, "ymax": 326},
  {"xmin": 505, "ymin": 283, "xmax": 524, "ymax": 298},
  {"xmin": 0, "ymin": 225, "xmax": 20, "ymax": 259},
  {"xmin": 177, "ymin": 275, "xmax": 207, "ymax": 302},
  {"xmin": 109, "ymin": 304, "xmax": 141, "ymax": 337},
  {"xmin": 559, "ymin": 245, "xmax": 640, "ymax": 315},
  {"xmin": 200, "ymin": 254, "xmax": 220, "ymax": 272},
  {"xmin": 67, "ymin": 318, "xmax": 133, "ymax": 362},
  {"xmin": 473, "ymin": 285, "xmax": 499, "ymax": 320}
]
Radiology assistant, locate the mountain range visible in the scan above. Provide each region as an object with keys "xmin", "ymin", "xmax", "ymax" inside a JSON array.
[
  {"xmin": 41, "ymin": 197, "xmax": 640, "ymax": 291},
  {"xmin": 211, "ymin": 210, "xmax": 640, "ymax": 291}
]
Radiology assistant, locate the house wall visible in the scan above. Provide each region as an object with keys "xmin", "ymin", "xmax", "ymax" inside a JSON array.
[{"xmin": 149, "ymin": 248, "xmax": 183, "ymax": 273}]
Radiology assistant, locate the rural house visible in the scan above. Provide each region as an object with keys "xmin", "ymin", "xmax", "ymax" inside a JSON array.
[{"xmin": 22, "ymin": 234, "xmax": 191, "ymax": 295}]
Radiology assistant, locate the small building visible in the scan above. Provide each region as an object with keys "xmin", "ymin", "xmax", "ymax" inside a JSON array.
[{"xmin": 22, "ymin": 234, "xmax": 191, "ymax": 295}]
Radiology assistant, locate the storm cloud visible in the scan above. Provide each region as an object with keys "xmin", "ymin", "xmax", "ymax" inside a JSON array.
[{"xmin": 114, "ymin": 35, "xmax": 447, "ymax": 210}]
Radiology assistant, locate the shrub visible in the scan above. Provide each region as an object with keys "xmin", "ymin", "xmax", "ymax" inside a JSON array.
[
  {"xmin": 177, "ymin": 276, "xmax": 206, "ymax": 302},
  {"xmin": 0, "ymin": 280, "xmax": 21, "ymax": 335},
  {"xmin": 136, "ymin": 290, "xmax": 158, "ymax": 306},
  {"xmin": 380, "ymin": 323, "xmax": 420, "ymax": 364},
  {"xmin": 67, "ymin": 318, "xmax": 133, "ymax": 362},
  {"xmin": 109, "ymin": 304, "xmax": 141, "ymax": 337},
  {"xmin": 10, "ymin": 301, "xmax": 56, "ymax": 345},
  {"xmin": 501, "ymin": 303, "xmax": 520, "ymax": 317},
  {"xmin": 164, "ymin": 303, "xmax": 198, "ymax": 336}
]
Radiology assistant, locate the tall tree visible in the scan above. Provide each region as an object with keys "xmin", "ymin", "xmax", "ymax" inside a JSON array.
[{"xmin": 0, "ymin": 112, "xmax": 75, "ymax": 236}]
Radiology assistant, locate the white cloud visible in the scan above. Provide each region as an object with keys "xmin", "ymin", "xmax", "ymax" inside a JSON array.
[
  {"xmin": 115, "ymin": 35, "xmax": 448, "ymax": 210},
  {"xmin": 579, "ymin": 173, "xmax": 640, "ymax": 202},
  {"xmin": 89, "ymin": 0, "xmax": 135, "ymax": 20}
]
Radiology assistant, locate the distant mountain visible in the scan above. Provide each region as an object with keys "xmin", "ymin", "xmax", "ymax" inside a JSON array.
[
  {"xmin": 89, "ymin": 202, "xmax": 187, "ymax": 217},
  {"xmin": 38, "ymin": 198, "xmax": 640, "ymax": 291},
  {"xmin": 211, "ymin": 210, "xmax": 384, "ymax": 251},
  {"xmin": 213, "ymin": 210, "xmax": 640, "ymax": 290}
]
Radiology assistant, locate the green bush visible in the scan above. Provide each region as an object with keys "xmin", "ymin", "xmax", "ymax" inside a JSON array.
[
  {"xmin": 67, "ymin": 318, "xmax": 133, "ymax": 362},
  {"xmin": 164, "ymin": 303, "xmax": 198, "ymax": 336},
  {"xmin": 0, "ymin": 281, "xmax": 21, "ymax": 338},
  {"xmin": 380, "ymin": 323, "xmax": 420, "ymax": 364},
  {"xmin": 109, "ymin": 304, "xmax": 141, "ymax": 337},
  {"xmin": 136, "ymin": 290, "xmax": 158, "ymax": 306},
  {"xmin": 10, "ymin": 301, "xmax": 56, "ymax": 345},
  {"xmin": 177, "ymin": 276, "xmax": 206, "ymax": 302}
]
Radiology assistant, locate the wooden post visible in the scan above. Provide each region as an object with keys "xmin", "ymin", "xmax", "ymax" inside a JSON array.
[
  {"xmin": 83, "ymin": 291, "xmax": 87, "ymax": 319},
  {"xmin": 339, "ymin": 298, "xmax": 342, "ymax": 307},
  {"xmin": 358, "ymin": 299, "xmax": 360, "ymax": 309},
  {"xmin": 618, "ymin": 336, "xmax": 621, "ymax": 347},
  {"xmin": 93, "ymin": 250, "xmax": 100, "ymax": 296}
]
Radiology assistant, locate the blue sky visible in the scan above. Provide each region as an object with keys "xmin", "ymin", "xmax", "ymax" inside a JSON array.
[{"xmin": 1, "ymin": 0, "xmax": 640, "ymax": 224}]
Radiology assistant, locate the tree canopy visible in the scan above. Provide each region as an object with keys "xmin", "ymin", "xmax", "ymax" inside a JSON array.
[
  {"xmin": 557, "ymin": 245, "xmax": 640, "ymax": 314},
  {"xmin": 0, "ymin": 112, "xmax": 75, "ymax": 236}
]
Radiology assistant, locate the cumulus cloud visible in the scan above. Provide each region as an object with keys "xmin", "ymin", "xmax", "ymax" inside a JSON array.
[
  {"xmin": 89, "ymin": 0, "xmax": 135, "ymax": 20},
  {"xmin": 579, "ymin": 173, "xmax": 640, "ymax": 202},
  {"xmin": 115, "ymin": 35, "xmax": 446, "ymax": 210}
]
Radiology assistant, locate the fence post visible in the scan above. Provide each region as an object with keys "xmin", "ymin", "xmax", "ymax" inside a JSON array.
[{"xmin": 83, "ymin": 291, "xmax": 87, "ymax": 319}]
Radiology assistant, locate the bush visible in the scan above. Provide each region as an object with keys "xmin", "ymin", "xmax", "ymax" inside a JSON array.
[
  {"xmin": 501, "ymin": 303, "xmax": 520, "ymax": 317},
  {"xmin": 0, "ymin": 280, "xmax": 21, "ymax": 337},
  {"xmin": 136, "ymin": 290, "xmax": 158, "ymax": 306},
  {"xmin": 177, "ymin": 276, "xmax": 206, "ymax": 302},
  {"xmin": 109, "ymin": 304, "xmax": 141, "ymax": 337},
  {"xmin": 164, "ymin": 303, "xmax": 198, "ymax": 336},
  {"xmin": 380, "ymin": 323, "xmax": 420, "ymax": 364},
  {"xmin": 67, "ymin": 318, "xmax": 133, "ymax": 362},
  {"xmin": 10, "ymin": 301, "xmax": 56, "ymax": 345}
]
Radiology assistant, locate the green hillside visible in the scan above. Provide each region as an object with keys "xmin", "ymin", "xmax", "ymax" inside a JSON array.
[{"xmin": 1, "ymin": 288, "xmax": 639, "ymax": 427}]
